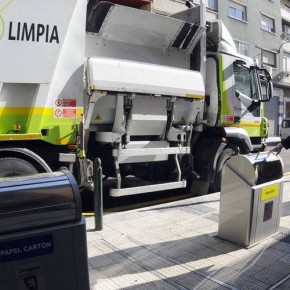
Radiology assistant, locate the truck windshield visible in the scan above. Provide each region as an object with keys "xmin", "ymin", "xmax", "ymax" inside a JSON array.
[{"xmin": 233, "ymin": 63, "xmax": 260, "ymax": 102}]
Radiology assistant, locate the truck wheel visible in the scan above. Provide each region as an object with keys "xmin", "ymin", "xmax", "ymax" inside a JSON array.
[
  {"xmin": 210, "ymin": 147, "xmax": 237, "ymax": 193},
  {"xmin": 0, "ymin": 158, "xmax": 38, "ymax": 177}
]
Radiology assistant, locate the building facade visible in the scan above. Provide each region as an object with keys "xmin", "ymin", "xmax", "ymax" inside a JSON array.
[{"xmin": 279, "ymin": 0, "xmax": 290, "ymax": 129}]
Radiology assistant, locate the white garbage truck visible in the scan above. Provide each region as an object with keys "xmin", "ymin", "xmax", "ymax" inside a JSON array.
[{"xmin": 0, "ymin": 0, "xmax": 272, "ymax": 196}]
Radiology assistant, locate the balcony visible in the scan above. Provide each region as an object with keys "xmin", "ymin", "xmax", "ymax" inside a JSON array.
[{"xmin": 281, "ymin": 5, "xmax": 290, "ymax": 22}]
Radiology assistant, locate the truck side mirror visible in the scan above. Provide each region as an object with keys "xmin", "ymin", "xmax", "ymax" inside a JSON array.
[
  {"xmin": 257, "ymin": 68, "xmax": 273, "ymax": 102},
  {"xmin": 265, "ymin": 80, "xmax": 273, "ymax": 101}
]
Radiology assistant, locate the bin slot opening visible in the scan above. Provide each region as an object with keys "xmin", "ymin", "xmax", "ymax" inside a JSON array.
[{"xmin": 255, "ymin": 160, "xmax": 283, "ymax": 185}]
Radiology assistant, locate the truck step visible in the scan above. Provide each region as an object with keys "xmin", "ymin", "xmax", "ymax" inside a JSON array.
[
  {"xmin": 114, "ymin": 146, "xmax": 191, "ymax": 164},
  {"xmin": 109, "ymin": 181, "xmax": 187, "ymax": 197}
]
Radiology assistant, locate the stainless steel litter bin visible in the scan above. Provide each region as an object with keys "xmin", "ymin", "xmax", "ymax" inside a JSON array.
[
  {"xmin": 0, "ymin": 170, "xmax": 90, "ymax": 290},
  {"xmin": 218, "ymin": 152, "xmax": 284, "ymax": 248}
]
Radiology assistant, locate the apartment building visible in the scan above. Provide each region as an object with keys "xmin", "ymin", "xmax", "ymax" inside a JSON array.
[{"xmin": 280, "ymin": 0, "xmax": 290, "ymax": 123}]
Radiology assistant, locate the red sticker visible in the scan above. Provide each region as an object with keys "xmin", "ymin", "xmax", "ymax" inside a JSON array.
[
  {"xmin": 62, "ymin": 99, "xmax": 76, "ymax": 107},
  {"xmin": 63, "ymin": 109, "xmax": 76, "ymax": 118},
  {"xmin": 222, "ymin": 115, "xmax": 234, "ymax": 122}
]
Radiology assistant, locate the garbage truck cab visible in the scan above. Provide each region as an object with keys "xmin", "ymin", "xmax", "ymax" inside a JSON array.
[
  {"xmin": 205, "ymin": 20, "xmax": 271, "ymax": 143},
  {"xmin": 191, "ymin": 18, "xmax": 273, "ymax": 192}
]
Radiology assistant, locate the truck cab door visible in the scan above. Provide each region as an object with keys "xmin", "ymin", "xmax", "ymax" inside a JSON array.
[
  {"xmin": 233, "ymin": 61, "xmax": 260, "ymax": 122},
  {"xmin": 232, "ymin": 60, "xmax": 266, "ymax": 137}
]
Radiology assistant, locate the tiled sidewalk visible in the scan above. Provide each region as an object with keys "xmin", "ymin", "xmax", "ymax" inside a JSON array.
[{"xmin": 86, "ymin": 176, "xmax": 290, "ymax": 290}]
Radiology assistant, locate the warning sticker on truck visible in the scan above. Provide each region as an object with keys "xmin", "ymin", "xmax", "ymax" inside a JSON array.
[
  {"xmin": 54, "ymin": 98, "xmax": 76, "ymax": 107},
  {"xmin": 63, "ymin": 109, "xmax": 76, "ymax": 118},
  {"xmin": 54, "ymin": 99, "xmax": 77, "ymax": 118},
  {"xmin": 221, "ymin": 115, "xmax": 234, "ymax": 123},
  {"xmin": 55, "ymin": 99, "xmax": 62, "ymax": 107},
  {"xmin": 54, "ymin": 109, "xmax": 62, "ymax": 118},
  {"xmin": 62, "ymin": 99, "xmax": 76, "ymax": 107},
  {"xmin": 95, "ymin": 114, "xmax": 101, "ymax": 121},
  {"xmin": 54, "ymin": 109, "xmax": 76, "ymax": 118}
]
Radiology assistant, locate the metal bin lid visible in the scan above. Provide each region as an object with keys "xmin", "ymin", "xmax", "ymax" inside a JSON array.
[
  {"xmin": 224, "ymin": 152, "xmax": 283, "ymax": 186},
  {"xmin": 0, "ymin": 170, "xmax": 82, "ymax": 234}
]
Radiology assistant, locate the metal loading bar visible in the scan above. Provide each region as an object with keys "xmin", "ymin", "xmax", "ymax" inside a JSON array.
[{"xmin": 110, "ymin": 147, "xmax": 190, "ymax": 197}]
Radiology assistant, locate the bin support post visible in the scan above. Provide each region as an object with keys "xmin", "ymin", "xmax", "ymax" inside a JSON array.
[{"xmin": 94, "ymin": 158, "xmax": 103, "ymax": 231}]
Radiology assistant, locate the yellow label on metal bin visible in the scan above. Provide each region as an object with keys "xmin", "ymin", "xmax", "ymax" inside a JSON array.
[{"xmin": 261, "ymin": 184, "xmax": 279, "ymax": 201}]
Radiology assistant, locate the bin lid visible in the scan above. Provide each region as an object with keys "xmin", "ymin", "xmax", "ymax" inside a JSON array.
[
  {"xmin": 0, "ymin": 171, "xmax": 82, "ymax": 234},
  {"xmin": 224, "ymin": 152, "xmax": 283, "ymax": 186}
]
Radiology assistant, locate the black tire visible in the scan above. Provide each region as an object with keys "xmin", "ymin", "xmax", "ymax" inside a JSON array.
[
  {"xmin": 210, "ymin": 147, "xmax": 237, "ymax": 193},
  {"xmin": 0, "ymin": 157, "xmax": 38, "ymax": 177}
]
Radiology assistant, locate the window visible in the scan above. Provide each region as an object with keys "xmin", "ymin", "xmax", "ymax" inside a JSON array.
[
  {"xmin": 187, "ymin": 0, "xmax": 217, "ymax": 11},
  {"xmin": 283, "ymin": 52, "xmax": 290, "ymax": 72},
  {"xmin": 261, "ymin": 14, "xmax": 275, "ymax": 33},
  {"xmin": 233, "ymin": 61, "xmax": 260, "ymax": 116},
  {"xmin": 262, "ymin": 50, "xmax": 276, "ymax": 67},
  {"xmin": 234, "ymin": 40, "xmax": 249, "ymax": 56},
  {"xmin": 283, "ymin": 24, "xmax": 290, "ymax": 39},
  {"xmin": 234, "ymin": 62, "xmax": 259, "ymax": 102},
  {"xmin": 228, "ymin": 2, "xmax": 247, "ymax": 21},
  {"xmin": 282, "ymin": 119, "xmax": 290, "ymax": 128},
  {"xmin": 207, "ymin": 0, "xmax": 217, "ymax": 11}
]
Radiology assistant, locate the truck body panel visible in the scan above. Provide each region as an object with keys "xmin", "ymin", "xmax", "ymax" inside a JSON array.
[{"xmin": 0, "ymin": 0, "xmax": 85, "ymax": 145}]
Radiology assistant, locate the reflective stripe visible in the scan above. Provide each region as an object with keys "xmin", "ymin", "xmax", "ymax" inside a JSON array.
[
  {"xmin": 0, "ymin": 107, "xmax": 83, "ymax": 115},
  {"xmin": 185, "ymin": 94, "xmax": 205, "ymax": 99},
  {"xmin": 0, "ymin": 133, "xmax": 42, "ymax": 141},
  {"xmin": 238, "ymin": 122, "xmax": 261, "ymax": 127}
]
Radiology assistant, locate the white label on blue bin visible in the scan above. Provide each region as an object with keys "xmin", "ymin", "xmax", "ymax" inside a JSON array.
[
  {"xmin": 16, "ymin": 263, "xmax": 46, "ymax": 290},
  {"xmin": 0, "ymin": 235, "xmax": 54, "ymax": 263}
]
